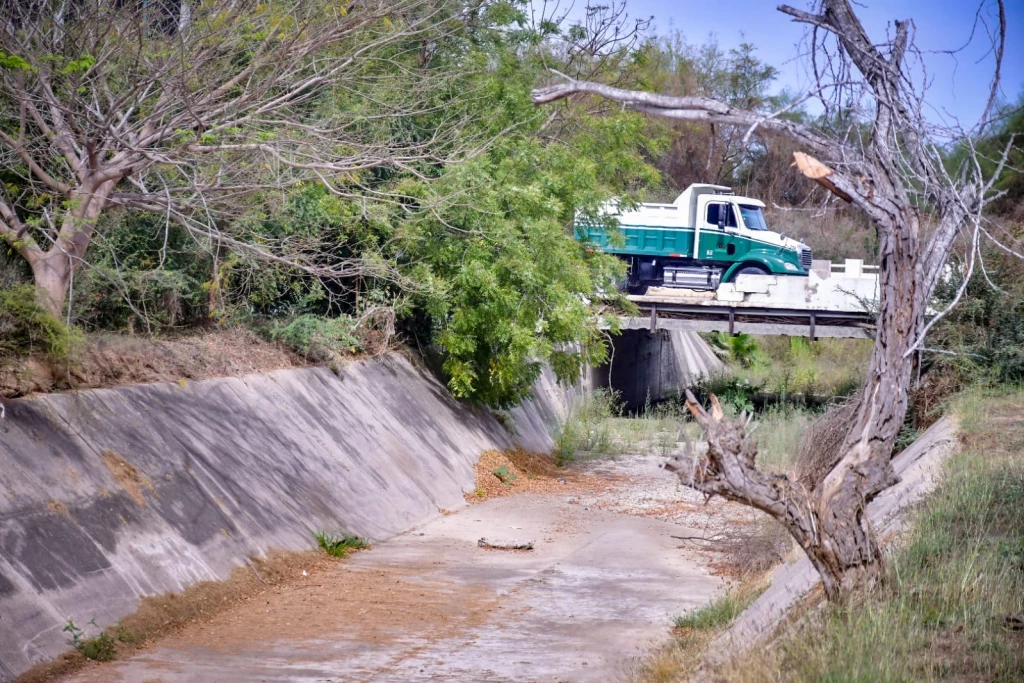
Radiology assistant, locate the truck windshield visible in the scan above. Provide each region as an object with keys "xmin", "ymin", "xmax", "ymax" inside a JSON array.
[{"xmin": 739, "ymin": 205, "xmax": 768, "ymax": 231}]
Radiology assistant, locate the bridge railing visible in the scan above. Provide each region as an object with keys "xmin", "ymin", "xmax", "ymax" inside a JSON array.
[{"xmin": 825, "ymin": 259, "xmax": 880, "ymax": 277}]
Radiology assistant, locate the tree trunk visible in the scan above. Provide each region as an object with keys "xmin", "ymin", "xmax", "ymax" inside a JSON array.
[
  {"xmin": 28, "ymin": 250, "xmax": 72, "ymax": 318},
  {"xmin": 805, "ymin": 211, "xmax": 924, "ymax": 596}
]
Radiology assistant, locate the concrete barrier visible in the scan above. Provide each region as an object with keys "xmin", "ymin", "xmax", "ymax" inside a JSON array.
[{"xmin": 0, "ymin": 355, "xmax": 569, "ymax": 680}]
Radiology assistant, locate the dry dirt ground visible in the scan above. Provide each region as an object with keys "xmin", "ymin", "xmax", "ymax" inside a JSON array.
[
  {"xmin": 64, "ymin": 453, "xmax": 758, "ymax": 683},
  {"xmin": 1, "ymin": 329, "xmax": 310, "ymax": 398}
]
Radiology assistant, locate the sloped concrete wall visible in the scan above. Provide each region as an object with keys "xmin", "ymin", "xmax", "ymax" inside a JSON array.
[{"xmin": 0, "ymin": 355, "xmax": 567, "ymax": 681}]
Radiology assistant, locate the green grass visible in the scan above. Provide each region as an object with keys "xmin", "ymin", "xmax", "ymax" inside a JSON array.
[
  {"xmin": 731, "ymin": 387, "xmax": 1024, "ymax": 682},
  {"xmin": 554, "ymin": 388, "xmax": 816, "ymax": 472},
  {"xmin": 552, "ymin": 389, "xmax": 620, "ymax": 465},
  {"xmin": 721, "ymin": 336, "xmax": 872, "ymax": 401},
  {"xmin": 312, "ymin": 531, "xmax": 369, "ymax": 558},
  {"xmin": 673, "ymin": 585, "xmax": 764, "ymax": 631}
]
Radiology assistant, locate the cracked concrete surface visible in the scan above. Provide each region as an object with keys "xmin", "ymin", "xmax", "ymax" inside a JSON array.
[{"xmin": 67, "ymin": 460, "xmax": 726, "ymax": 683}]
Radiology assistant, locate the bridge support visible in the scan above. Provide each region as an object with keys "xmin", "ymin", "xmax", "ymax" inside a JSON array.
[{"xmin": 595, "ymin": 329, "xmax": 721, "ymax": 411}]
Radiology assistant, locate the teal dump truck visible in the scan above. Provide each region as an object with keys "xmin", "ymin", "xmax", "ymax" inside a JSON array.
[{"xmin": 576, "ymin": 184, "xmax": 813, "ymax": 294}]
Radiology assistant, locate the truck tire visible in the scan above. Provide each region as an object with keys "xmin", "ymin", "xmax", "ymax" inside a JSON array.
[
  {"xmin": 731, "ymin": 264, "xmax": 768, "ymax": 281},
  {"xmin": 628, "ymin": 283, "xmax": 649, "ymax": 296}
]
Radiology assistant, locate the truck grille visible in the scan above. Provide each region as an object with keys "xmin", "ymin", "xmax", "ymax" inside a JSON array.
[{"xmin": 799, "ymin": 247, "xmax": 813, "ymax": 272}]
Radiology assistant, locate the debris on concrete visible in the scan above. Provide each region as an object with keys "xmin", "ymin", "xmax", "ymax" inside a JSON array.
[{"xmin": 477, "ymin": 537, "xmax": 535, "ymax": 551}]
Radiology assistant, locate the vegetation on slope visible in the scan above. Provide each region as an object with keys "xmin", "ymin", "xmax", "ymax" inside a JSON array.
[{"xmin": 633, "ymin": 387, "xmax": 1024, "ymax": 683}]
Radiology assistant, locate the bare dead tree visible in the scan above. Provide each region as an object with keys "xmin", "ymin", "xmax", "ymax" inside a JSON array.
[
  {"xmin": 532, "ymin": 0, "xmax": 1015, "ymax": 597},
  {"xmin": 0, "ymin": 0, "xmax": 489, "ymax": 316}
]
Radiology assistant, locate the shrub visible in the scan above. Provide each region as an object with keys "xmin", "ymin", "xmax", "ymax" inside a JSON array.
[
  {"xmin": 63, "ymin": 619, "xmax": 117, "ymax": 662},
  {"xmin": 0, "ymin": 285, "xmax": 80, "ymax": 363},
  {"xmin": 710, "ymin": 332, "xmax": 760, "ymax": 367},
  {"xmin": 269, "ymin": 314, "xmax": 361, "ymax": 363},
  {"xmin": 312, "ymin": 530, "xmax": 369, "ymax": 558}
]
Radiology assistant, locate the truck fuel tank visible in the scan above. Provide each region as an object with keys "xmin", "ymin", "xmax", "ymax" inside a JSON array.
[{"xmin": 663, "ymin": 265, "xmax": 722, "ymax": 290}]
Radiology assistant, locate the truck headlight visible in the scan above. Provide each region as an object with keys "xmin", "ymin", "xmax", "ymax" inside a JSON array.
[{"xmin": 783, "ymin": 262, "xmax": 797, "ymax": 271}]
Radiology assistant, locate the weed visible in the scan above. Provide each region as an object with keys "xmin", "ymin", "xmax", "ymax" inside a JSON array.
[
  {"xmin": 553, "ymin": 389, "xmax": 620, "ymax": 465},
  {"xmin": 312, "ymin": 530, "xmax": 369, "ymax": 558},
  {"xmin": 63, "ymin": 619, "xmax": 117, "ymax": 662},
  {"xmin": 491, "ymin": 465, "xmax": 516, "ymax": 485},
  {"xmin": 269, "ymin": 314, "xmax": 361, "ymax": 363},
  {"xmin": 115, "ymin": 624, "xmax": 137, "ymax": 644},
  {"xmin": 673, "ymin": 584, "xmax": 764, "ymax": 631},
  {"xmin": 753, "ymin": 405, "xmax": 816, "ymax": 474}
]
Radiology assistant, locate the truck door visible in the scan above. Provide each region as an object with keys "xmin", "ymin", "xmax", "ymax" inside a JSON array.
[{"xmin": 701, "ymin": 202, "xmax": 739, "ymax": 262}]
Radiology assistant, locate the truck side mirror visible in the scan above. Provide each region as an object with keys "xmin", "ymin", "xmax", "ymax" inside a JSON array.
[{"xmin": 717, "ymin": 211, "xmax": 726, "ymax": 230}]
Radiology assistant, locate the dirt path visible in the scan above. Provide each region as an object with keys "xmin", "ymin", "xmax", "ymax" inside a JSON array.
[{"xmin": 67, "ymin": 454, "xmax": 750, "ymax": 683}]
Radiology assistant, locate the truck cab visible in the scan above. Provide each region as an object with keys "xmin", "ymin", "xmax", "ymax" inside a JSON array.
[{"xmin": 576, "ymin": 184, "xmax": 812, "ymax": 294}]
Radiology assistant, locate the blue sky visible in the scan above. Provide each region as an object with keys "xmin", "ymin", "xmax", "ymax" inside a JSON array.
[{"xmin": 542, "ymin": 0, "xmax": 1023, "ymax": 126}]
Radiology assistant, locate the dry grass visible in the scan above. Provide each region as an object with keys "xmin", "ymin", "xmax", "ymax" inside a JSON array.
[
  {"xmin": 0, "ymin": 327, "xmax": 309, "ymax": 398},
  {"xmin": 710, "ymin": 387, "xmax": 1024, "ymax": 683},
  {"xmin": 629, "ymin": 576, "xmax": 771, "ymax": 683},
  {"xmin": 766, "ymin": 207, "xmax": 876, "ymax": 263},
  {"xmin": 793, "ymin": 391, "xmax": 861, "ymax": 489},
  {"xmin": 99, "ymin": 450, "xmax": 156, "ymax": 507},
  {"xmin": 466, "ymin": 448, "xmax": 616, "ymax": 502}
]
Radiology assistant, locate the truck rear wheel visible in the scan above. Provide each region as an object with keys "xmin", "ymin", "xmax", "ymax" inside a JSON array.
[{"xmin": 627, "ymin": 283, "xmax": 649, "ymax": 296}]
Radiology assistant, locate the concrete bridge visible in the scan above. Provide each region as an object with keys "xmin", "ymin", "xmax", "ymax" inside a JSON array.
[
  {"xmin": 617, "ymin": 259, "xmax": 878, "ymax": 340},
  {"xmin": 592, "ymin": 260, "xmax": 878, "ymax": 409}
]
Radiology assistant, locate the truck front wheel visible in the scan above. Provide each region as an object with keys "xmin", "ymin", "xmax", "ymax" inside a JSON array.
[{"xmin": 730, "ymin": 264, "xmax": 769, "ymax": 281}]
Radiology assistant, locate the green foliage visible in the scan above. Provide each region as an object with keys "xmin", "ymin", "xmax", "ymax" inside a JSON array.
[
  {"xmin": 63, "ymin": 619, "xmax": 117, "ymax": 662},
  {"xmin": 0, "ymin": 51, "xmax": 32, "ymax": 71},
  {"xmin": 946, "ymin": 95, "xmax": 1024, "ymax": 216},
  {"xmin": 72, "ymin": 211, "xmax": 210, "ymax": 332},
  {"xmin": 704, "ymin": 336, "xmax": 870, "ymax": 404},
  {"xmin": 312, "ymin": 531, "xmax": 369, "ymax": 558},
  {"xmin": 711, "ymin": 332, "xmax": 760, "ymax": 367},
  {"xmin": 14, "ymin": 4, "xmax": 663, "ymax": 411},
  {"xmin": 269, "ymin": 314, "xmax": 360, "ymax": 362},
  {"xmin": 929, "ymin": 237, "xmax": 1024, "ymax": 385},
  {"xmin": 0, "ymin": 284, "xmax": 80, "ymax": 362},
  {"xmin": 491, "ymin": 465, "xmax": 516, "ymax": 485},
  {"xmin": 673, "ymin": 584, "xmax": 764, "ymax": 631},
  {"xmin": 396, "ymin": 110, "xmax": 660, "ymax": 406}
]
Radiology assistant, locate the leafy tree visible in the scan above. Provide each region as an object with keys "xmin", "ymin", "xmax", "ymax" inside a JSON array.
[{"xmin": 0, "ymin": 0, "xmax": 488, "ymax": 316}]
